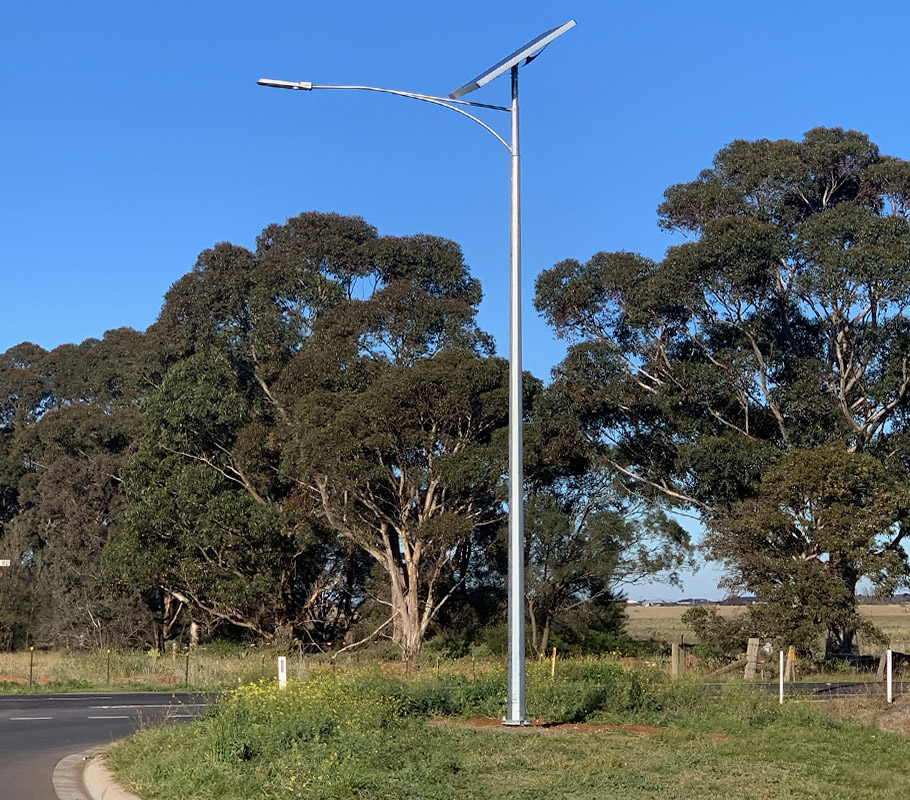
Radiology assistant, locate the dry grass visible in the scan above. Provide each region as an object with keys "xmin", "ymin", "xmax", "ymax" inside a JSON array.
[
  {"xmin": 0, "ymin": 646, "xmax": 333, "ymax": 689},
  {"xmin": 623, "ymin": 604, "xmax": 738, "ymax": 644},
  {"xmin": 625, "ymin": 603, "xmax": 910, "ymax": 653},
  {"xmin": 0, "ymin": 601, "xmax": 905, "ymax": 691},
  {"xmin": 861, "ymin": 605, "xmax": 910, "ymax": 653}
]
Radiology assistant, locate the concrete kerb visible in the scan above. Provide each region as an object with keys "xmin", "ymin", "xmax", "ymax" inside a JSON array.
[
  {"xmin": 52, "ymin": 753, "xmax": 91, "ymax": 800},
  {"xmin": 53, "ymin": 749, "xmax": 143, "ymax": 800}
]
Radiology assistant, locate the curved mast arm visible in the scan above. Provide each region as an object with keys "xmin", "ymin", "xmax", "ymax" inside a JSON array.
[{"xmin": 257, "ymin": 80, "xmax": 511, "ymax": 150}]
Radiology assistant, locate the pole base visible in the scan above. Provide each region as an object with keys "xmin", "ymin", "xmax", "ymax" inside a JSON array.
[{"xmin": 501, "ymin": 717, "xmax": 530, "ymax": 727}]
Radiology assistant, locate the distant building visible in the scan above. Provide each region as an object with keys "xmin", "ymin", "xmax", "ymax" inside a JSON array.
[{"xmin": 720, "ymin": 595, "xmax": 757, "ymax": 606}]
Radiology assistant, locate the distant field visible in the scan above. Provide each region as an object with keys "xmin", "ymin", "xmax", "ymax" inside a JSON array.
[{"xmin": 625, "ymin": 603, "xmax": 910, "ymax": 653}]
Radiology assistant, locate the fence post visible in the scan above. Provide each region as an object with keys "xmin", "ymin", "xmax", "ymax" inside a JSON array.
[
  {"xmin": 779, "ymin": 651, "xmax": 784, "ymax": 704},
  {"xmin": 744, "ymin": 638, "xmax": 760, "ymax": 679},
  {"xmin": 887, "ymin": 649, "xmax": 893, "ymax": 704},
  {"xmin": 670, "ymin": 643, "xmax": 681, "ymax": 679}
]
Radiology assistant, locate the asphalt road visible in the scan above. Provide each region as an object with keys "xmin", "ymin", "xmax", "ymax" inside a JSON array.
[{"xmin": 0, "ymin": 692, "xmax": 208, "ymax": 800}]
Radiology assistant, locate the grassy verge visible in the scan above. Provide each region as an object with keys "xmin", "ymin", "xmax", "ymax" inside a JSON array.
[{"xmin": 108, "ymin": 665, "xmax": 910, "ymax": 799}]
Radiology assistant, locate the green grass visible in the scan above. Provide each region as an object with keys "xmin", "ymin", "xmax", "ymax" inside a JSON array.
[{"xmin": 107, "ymin": 668, "xmax": 910, "ymax": 800}]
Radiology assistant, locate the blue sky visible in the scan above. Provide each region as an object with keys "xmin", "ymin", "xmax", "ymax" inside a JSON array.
[{"xmin": 2, "ymin": 1, "xmax": 907, "ymax": 599}]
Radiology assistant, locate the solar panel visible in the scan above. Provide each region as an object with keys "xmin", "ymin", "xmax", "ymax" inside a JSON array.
[{"xmin": 449, "ymin": 20, "xmax": 576, "ymax": 99}]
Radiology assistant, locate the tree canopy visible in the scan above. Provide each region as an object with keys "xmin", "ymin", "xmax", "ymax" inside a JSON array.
[{"xmin": 536, "ymin": 127, "xmax": 910, "ymax": 654}]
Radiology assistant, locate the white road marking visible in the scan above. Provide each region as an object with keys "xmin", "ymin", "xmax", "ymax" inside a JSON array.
[
  {"xmin": 6, "ymin": 694, "xmax": 112, "ymax": 702},
  {"xmin": 48, "ymin": 696, "xmax": 102, "ymax": 701},
  {"xmin": 87, "ymin": 715, "xmax": 131, "ymax": 719},
  {"xmin": 9, "ymin": 716, "xmax": 53, "ymax": 720},
  {"xmin": 91, "ymin": 703, "xmax": 204, "ymax": 709}
]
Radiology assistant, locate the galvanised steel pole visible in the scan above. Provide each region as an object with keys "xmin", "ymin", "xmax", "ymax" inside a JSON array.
[{"xmin": 505, "ymin": 63, "xmax": 526, "ymax": 726}]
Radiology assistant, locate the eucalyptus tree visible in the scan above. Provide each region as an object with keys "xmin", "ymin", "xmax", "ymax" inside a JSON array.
[
  {"xmin": 0, "ymin": 331, "xmax": 154, "ymax": 648},
  {"xmin": 536, "ymin": 128, "xmax": 910, "ymax": 653},
  {"xmin": 124, "ymin": 212, "xmax": 500, "ymax": 659},
  {"xmin": 282, "ymin": 345, "xmax": 509, "ymax": 664},
  {"xmin": 118, "ymin": 216, "xmax": 372, "ymax": 645},
  {"xmin": 113, "ymin": 349, "xmax": 360, "ymax": 645}
]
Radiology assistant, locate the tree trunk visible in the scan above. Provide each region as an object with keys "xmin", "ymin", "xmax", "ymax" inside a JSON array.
[
  {"xmin": 528, "ymin": 601, "xmax": 540, "ymax": 658},
  {"xmin": 825, "ymin": 571, "xmax": 859, "ymax": 657},
  {"xmin": 390, "ymin": 600, "xmax": 423, "ymax": 669},
  {"xmin": 539, "ymin": 620, "xmax": 551, "ymax": 658},
  {"xmin": 385, "ymin": 554, "xmax": 432, "ymax": 671}
]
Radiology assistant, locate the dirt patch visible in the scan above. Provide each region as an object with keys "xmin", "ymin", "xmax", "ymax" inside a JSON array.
[
  {"xmin": 823, "ymin": 695, "xmax": 910, "ymax": 737},
  {"xmin": 429, "ymin": 717, "xmax": 662, "ymax": 736}
]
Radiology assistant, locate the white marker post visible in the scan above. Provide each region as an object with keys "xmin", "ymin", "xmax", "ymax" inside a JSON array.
[
  {"xmin": 887, "ymin": 649, "xmax": 893, "ymax": 704},
  {"xmin": 779, "ymin": 651, "xmax": 784, "ymax": 704},
  {"xmin": 278, "ymin": 656, "xmax": 287, "ymax": 690},
  {"xmin": 0, "ymin": 560, "xmax": 10, "ymax": 567}
]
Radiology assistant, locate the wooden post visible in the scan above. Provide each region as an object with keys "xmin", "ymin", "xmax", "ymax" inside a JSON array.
[
  {"xmin": 28, "ymin": 647, "xmax": 34, "ymax": 687},
  {"xmin": 785, "ymin": 647, "xmax": 796, "ymax": 682},
  {"xmin": 435, "ymin": 656, "xmax": 440, "ymax": 679},
  {"xmin": 472, "ymin": 657, "xmax": 476, "ymax": 680},
  {"xmin": 744, "ymin": 638, "xmax": 760, "ymax": 679},
  {"xmin": 184, "ymin": 651, "xmax": 190, "ymax": 686},
  {"xmin": 551, "ymin": 647, "xmax": 557, "ymax": 680},
  {"xmin": 670, "ymin": 642, "xmax": 682, "ymax": 679},
  {"xmin": 106, "ymin": 649, "xmax": 112, "ymax": 685}
]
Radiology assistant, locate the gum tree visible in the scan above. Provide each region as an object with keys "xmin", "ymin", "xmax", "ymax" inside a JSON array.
[
  {"xmin": 126, "ymin": 212, "xmax": 505, "ymax": 662},
  {"xmin": 536, "ymin": 128, "xmax": 910, "ymax": 653}
]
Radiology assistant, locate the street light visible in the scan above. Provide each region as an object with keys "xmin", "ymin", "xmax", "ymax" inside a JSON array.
[{"xmin": 258, "ymin": 19, "xmax": 576, "ymax": 726}]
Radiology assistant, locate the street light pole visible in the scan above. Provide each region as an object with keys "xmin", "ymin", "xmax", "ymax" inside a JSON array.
[
  {"xmin": 258, "ymin": 20, "xmax": 575, "ymax": 727},
  {"xmin": 506, "ymin": 63, "xmax": 525, "ymax": 725}
]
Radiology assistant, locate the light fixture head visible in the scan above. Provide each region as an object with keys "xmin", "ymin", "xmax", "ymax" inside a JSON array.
[{"xmin": 257, "ymin": 79, "xmax": 314, "ymax": 90}]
